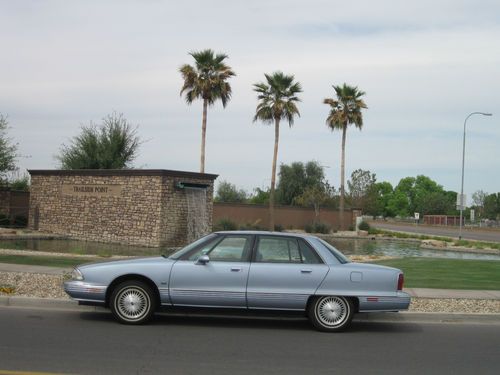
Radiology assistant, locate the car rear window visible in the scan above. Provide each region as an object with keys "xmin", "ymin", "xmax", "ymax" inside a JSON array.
[{"xmin": 309, "ymin": 238, "xmax": 350, "ymax": 264}]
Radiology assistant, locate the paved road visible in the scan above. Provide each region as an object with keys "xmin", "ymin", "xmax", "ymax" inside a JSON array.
[
  {"xmin": 0, "ymin": 307, "xmax": 499, "ymax": 375},
  {"xmin": 372, "ymin": 221, "xmax": 500, "ymax": 242}
]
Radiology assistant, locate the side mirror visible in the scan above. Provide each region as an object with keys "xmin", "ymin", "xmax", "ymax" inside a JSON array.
[{"xmin": 196, "ymin": 254, "xmax": 210, "ymax": 265}]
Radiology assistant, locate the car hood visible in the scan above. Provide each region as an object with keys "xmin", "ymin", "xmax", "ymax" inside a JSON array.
[{"xmin": 78, "ymin": 256, "xmax": 169, "ymax": 270}]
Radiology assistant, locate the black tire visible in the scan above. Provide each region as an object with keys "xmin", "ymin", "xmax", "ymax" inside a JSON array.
[
  {"xmin": 110, "ymin": 280, "xmax": 156, "ymax": 325},
  {"xmin": 308, "ymin": 296, "xmax": 354, "ymax": 332}
]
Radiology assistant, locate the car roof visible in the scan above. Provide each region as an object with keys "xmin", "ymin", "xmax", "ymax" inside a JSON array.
[{"xmin": 213, "ymin": 230, "xmax": 316, "ymax": 239}]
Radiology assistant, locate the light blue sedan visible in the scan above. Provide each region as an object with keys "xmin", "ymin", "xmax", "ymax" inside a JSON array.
[{"xmin": 65, "ymin": 231, "xmax": 410, "ymax": 331}]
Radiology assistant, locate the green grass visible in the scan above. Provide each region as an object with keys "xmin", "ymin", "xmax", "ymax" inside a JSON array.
[
  {"xmin": 0, "ymin": 254, "xmax": 96, "ymax": 268},
  {"xmin": 373, "ymin": 257, "xmax": 500, "ymax": 290}
]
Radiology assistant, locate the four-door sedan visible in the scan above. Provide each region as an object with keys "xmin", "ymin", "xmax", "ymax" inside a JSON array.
[{"xmin": 64, "ymin": 231, "xmax": 410, "ymax": 331}]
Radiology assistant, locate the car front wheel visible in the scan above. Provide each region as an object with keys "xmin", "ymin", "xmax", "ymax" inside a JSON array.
[
  {"xmin": 308, "ymin": 296, "xmax": 354, "ymax": 332},
  {"xmin": 110, "ymin": 280, "xmax": 156, "ymax": 325}
]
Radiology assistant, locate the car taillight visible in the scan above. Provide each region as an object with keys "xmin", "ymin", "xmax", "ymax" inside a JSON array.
[{"xmin": 397, "ymin": 273, "xmax": 404, "ymax": 291}]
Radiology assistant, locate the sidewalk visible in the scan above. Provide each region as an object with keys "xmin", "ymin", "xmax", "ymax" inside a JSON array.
[
  {"xmin": 405, "ymin": 288, "xmax": 500, "ymax": 300},
  {"xmin": 0, "ymin": 262, "xmax": 71, "ymax": 275},
  {"xmin": 1, "ymin": 262, "xmax": 499, "ymax": 300}
]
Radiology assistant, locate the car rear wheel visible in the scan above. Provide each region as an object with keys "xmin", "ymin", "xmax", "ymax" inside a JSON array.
[
  {"xmin": 110, "ymin": 280, "xmax": 156, "ymax": 325},
  {"xmin": 308, "ymin": 296, "xmax": 354, "ymax": 332}
]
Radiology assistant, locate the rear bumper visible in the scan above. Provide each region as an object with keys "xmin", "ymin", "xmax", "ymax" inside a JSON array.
[
  {"xmin": 358, "ymin": 292, "xmax": 411, "ymax": 312},
  {"xmin": 64, "ymin": 280, "xmax": 107, "ymax": 303}
]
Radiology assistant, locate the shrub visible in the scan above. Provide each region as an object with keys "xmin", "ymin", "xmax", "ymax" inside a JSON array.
[
  {"xmin": 239, "ymin": 223, "xmax": 264, "ymax": 231},
  {"xmin": 13, "ymin": 215, "xmax": 28, "ymax": 228},
  {"xmin": 213, "ymin": 218, "xmax": 237, "ymax": 231},
  {"xmin": 0, "ymin": 285, "xmax": 16, "ymax": 294},
  {"xmin": 0, "ymin": 214, "xmax": 9, "ymax": 226},
  {"xmin": 274, "ymin": 224, "xmax": 283, "ymax": 232},
  {"xmin": 239, "ymin": 219, "xmax": 264, "ymax": 231},
  {"xmin": 304, "ymin": 222, "xmax": 331, "ymax": 234},
  {"xmin": 358, "ymin": 221, "xmax": 371, "ymax": 231}
]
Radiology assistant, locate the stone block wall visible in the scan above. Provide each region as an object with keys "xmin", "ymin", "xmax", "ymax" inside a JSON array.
[{"xmin": 28, "ymin": 170, "xmax": 217, "ymax": 247}]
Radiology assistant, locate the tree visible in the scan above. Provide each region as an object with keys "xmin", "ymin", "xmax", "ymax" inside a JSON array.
[
  {"xmin": 392, "ymin": 175, "xmax": 456, "ymax": 216},
  {"xmin": 180, "ymin": 49, "xmax": 235, "ymax": 173},
  {"xmin": 484, "ymin": 193, "xmax": 500, "ymax": 220},
  {"xmin": 472, "ymin": 190, "xmax": 488, "ymax": 218},
  {"xmin": 214, "ymin": 180, "xmax": 247, "ymax": 203},
  {"xmin": 253, "ymin": 72, "xmax": 302, "ymax": 230},
  {"xmin": 295, "ymin": 184, "xmax": 335, "ymax": 223},
  {"xmin": 324, "ymin": 84, "xmax": 367, "ymax": 229},
  {"xmin": 0, "ymin": 114, "xmax": 18, "ymax": 181},
  {"xmin": 347, "ymin": 169, "xmax": 376, "ymax": 209},
  {"xmin": 9, "ymin": 173, "xmax": 30, "ymax": 191},
  {"xmin": 364, "ymin": 181, "xmax": 393, "ymax": 218},
  {"xmin": 58, "ymin": 113, "xmax": 141, "ymax": 169},
  {"xmin": 248, "ymin": 188, "xmax": 270, "ymax": 205},
  {"xmin": 386, "ymin": 190, "xmax": 410, "ymax": 217},
  {"xmin": 276, "ymin": 161, "xmax": 325, "ymax": 205}
]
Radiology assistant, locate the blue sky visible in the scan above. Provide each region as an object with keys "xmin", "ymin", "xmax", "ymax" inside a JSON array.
[{"xmin": 1, "ymin": 0, "xmax": 499, "ymax": 201}]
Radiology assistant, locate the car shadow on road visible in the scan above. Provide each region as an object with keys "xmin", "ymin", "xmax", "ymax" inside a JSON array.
[
  {"xmin": 77, "ymin": 311, "xmax": 422, "ymax": 333},
  {"xmin": 350, "ymin": 321, "xmax": 423, "ymax": 333}
]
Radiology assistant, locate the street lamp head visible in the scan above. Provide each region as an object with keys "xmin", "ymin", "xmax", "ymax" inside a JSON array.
[{"xmin": 481, "ymin": 113, "xmax": 493, "ymax": 116}]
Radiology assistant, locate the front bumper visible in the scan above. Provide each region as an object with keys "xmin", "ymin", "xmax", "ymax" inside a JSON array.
[
  {"xmin": 358, "ymin": 291, "xmax": 411, "ymax": 312},
  {"xmin": 64, "ymin": 280, "xmax": 107, "ymax": 303}
]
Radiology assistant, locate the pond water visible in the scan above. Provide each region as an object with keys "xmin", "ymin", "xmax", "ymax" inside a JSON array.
[
  {"xmin": 325, "ymin": 238, "xmax": 500, "ymax": 261},
  {"xmin": 0, "ymin": 237, "xmax": 499, "ymax": 261}
]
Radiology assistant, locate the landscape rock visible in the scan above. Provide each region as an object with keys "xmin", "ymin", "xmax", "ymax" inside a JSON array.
[{"xmin": 421, "ymin": 239, "xmax": 447, "ymax": 248}]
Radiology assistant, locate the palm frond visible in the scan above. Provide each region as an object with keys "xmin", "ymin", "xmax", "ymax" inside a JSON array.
[
  {"xmin": 324, "ymin": 83, "xmax": 367, "ymax": 131},
  {"xmin": 253, "ymin": 71, "xmax": 302, "ymax": 126},
  {"xmin": 180, "ymin": 49, "xmax": 235, "ymax": 106}
]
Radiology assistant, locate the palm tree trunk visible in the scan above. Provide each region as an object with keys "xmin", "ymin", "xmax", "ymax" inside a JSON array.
[
  {"xmin": 339, "ymin": 124, "xmax": 347, "ymax": 230},
  {"xmin": 200, "ymin": 99, "xmax": 208, "ymax": 173},
  {"xmin": 269, "ymin": 117, "xmax": 280, "ymax": 231}
]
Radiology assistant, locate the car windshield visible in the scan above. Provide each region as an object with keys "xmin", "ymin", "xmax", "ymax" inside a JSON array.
[
  {"xmin": 168, "ymin": 233, "xmax": 218, "ymax": 260},
  {"xmin": 314, "ymin": 238, "xmax": 351, "ymax": 264}
]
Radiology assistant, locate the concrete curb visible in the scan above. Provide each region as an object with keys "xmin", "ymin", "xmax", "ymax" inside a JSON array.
[
  {"xmin": 0, "ymin": 296, "xmax": 102, "ymax": 311},
  {"xmin": 1, "ymin": 295, "xmax": 499, "ymax": 324}
]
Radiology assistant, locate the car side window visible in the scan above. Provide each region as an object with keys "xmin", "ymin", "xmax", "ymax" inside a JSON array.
[
  {"xmin": 207, "ymin": 236, "xmax": 250, "ymax": 261},
  {"xmin": 186, "ymin": 237, "xmax": 222, "ymax": 261},
  {"xmin": 256, "ymin": 237, "xmax": 302, "ymax": 263}
]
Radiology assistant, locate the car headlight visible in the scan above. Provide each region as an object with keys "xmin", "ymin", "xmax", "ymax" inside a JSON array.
[{"xmin": 71, "ymin": 268, "xmax": 84, "ymax": 281}]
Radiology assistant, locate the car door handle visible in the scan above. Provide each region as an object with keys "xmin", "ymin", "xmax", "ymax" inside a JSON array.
[
  {"xmin": 301, "ymin": 269, "xmax": 312, "ymax": 273},
  {"xmin": 231, "ymin": 267, "xmax": 242, "ymax": 272}
]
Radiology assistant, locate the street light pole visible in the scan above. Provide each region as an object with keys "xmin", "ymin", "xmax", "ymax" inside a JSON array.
[{"xmin": 459, "ymin": 112, "xmax": 492, "ymax": 240}]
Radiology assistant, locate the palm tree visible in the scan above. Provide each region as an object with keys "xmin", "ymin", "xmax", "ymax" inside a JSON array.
[
  {"xmin": 180, "ymin": 49, "xmax": 235, "ymax": 173},
  {"xmin": 253, "ymin": 72, "xmax": 302, "ymax": 230},
  {"xmin": 324, "ymin": 84, "xmax": 367, "ymax": 229}
]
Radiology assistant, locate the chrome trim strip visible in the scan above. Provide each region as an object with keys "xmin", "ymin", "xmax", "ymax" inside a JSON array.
[
  {"xmin": 170, "ymin": 289, "xmax": 246, "ymax": 299},
  {"xmin": 247, "ymin": 292, "xmax": 309, "ymax": 301}
]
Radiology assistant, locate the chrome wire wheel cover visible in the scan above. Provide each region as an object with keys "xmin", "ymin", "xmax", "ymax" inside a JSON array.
[
  {"xmin": 115, "ymin": 287, "xmax": 150, "ymax": 321},
  {"xmin": 316, "ymin": 296, "xmax": 349, "ymax": 327}
]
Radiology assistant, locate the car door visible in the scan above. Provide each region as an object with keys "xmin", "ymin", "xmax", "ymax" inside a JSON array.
[
  {"xmin": 169, "ymin": 234, "xmax": 253, "ymax": 308},
  {"xmin": 247, "ymin": 235, "xmax": 329, "ymax": 310}
]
